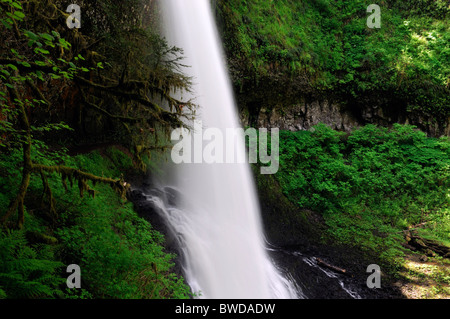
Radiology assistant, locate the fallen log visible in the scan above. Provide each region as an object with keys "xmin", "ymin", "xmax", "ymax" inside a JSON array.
[
  {"xmin": 405, "ymin": 230, "xmax": 450, "ymax": 258},
  {"xmin": 314, "ymin": 257, "xmax": 347, "ymax": 274}
]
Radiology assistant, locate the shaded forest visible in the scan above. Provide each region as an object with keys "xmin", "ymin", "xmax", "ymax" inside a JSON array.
[{"xmin": 0, "ymin": 0, "xmax": 192, "ymax": 298}]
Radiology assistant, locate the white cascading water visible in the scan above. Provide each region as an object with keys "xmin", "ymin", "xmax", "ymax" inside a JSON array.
[{"xmin": 153, "ymin": 0, "xmax": 300, "ymax": 298}]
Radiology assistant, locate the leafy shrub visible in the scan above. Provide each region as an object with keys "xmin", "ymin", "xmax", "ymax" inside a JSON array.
[
  {"xmin": 219, "ymin": 0, "xmax": 450, "ymax": 120},
  {"xmin": 276, "ymin": 124, "xmax": 450, "ymax": 256},
  {"xmin": 0, "ymin": 230, "xmax": 64, "ymax": 298}
]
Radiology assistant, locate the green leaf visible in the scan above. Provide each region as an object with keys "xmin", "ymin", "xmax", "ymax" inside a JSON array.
[
  {"xmin": 13, "ymin": 11, "xmax": 25, "ymax": 20},
  {"xmin": 58, "ymin": 38, "xmax": 71, "ymax": 49},
  {"xmin": 39, "ymin": 33, "xmax": 54, "ymax": 42},
  {"xmin": 6, "ymin": 64, "xmax": 18, "ymax": 71},
  {"xmin": 19, "ymin": 61, "xmax": 31, "ymax": 68},
  {"xmin": 24, "ymin": 30, "xmax": 38, "ymax": 41},
  {"xmin": 35, "ymin": 70, "xmax": 44, "ymax": 81},
  {"xmin": 11, "ymin": 2, "xmax": 23, "ymax": 10},
  {"xmin": 34, "ymin": 47, "xmax": 50, "ymax": 55},
  {"xmin": 34, "ymin": 61, "xmax": 48, "ymax": 66},
  {"xmin": 1, "ymin": 69, "xmax": 11, "ymax": 76},
  {"xmin": 0, "ymin": 19, "xmax": 12, "ymax": 29}
]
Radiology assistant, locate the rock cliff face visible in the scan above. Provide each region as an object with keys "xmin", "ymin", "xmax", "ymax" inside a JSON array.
[
  {"xmin": 238, "ymin": 94, "xmax": 450, "ymax": 137},
  {"xmin": 240, "ymin": 99, "xmax": 359, "ymax": 133}
]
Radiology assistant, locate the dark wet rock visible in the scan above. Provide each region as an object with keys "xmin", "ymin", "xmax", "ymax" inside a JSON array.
[
  {"xmin": 126, "ymin": 178, "xmax": 185, "ymax": 279},
  {"xmin": 163, "ymin": 186, "xmax": 181, "ymax": 206},
  {"xmin": 254, "ymin": 168, "xmax": 405, "ymax": 299},
  {"xmin": 128, "ymin": 189, "xmax": 146, "ymax": 201}
]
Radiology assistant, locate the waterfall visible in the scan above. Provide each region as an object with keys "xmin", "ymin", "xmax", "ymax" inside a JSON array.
[{"xmin": 153, "ymin": 0, "xmax": 300, "ymax": 299}]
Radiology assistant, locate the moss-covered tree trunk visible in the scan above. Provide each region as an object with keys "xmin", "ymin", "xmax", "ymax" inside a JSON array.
[{"xmin": 1, "ymin": 86, "xmax": 32, "ymax": 228}]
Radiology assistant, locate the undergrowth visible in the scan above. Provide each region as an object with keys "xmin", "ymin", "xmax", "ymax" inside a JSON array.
[
  {"xmin": 0, "ymin": 146, "xmax": 190, "ymax": 299},
  {"xmin": 275, "ymin": 123, "xmax": 450, "ymax": 272},
  {"xmin": 220, "ymin": 0, "xmax": 449, "ymax": 121}
]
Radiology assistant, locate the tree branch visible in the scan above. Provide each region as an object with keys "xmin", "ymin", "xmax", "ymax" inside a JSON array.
[
  {"xmin": 1, "ymin": 83, "xmax": 33, "ymax": 228},
  {"xmin": 32, "ymin": 164, "xmax": 129, "ymax": 199},
  {"xmin": 74, "ymin": 75, "xmax": 185, "ymax": 127}
]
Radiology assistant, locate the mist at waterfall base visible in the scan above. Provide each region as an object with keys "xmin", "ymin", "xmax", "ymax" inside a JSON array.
[{"xmin": 139, "ymin": 0, "xmax": 301, "ymax": 299}]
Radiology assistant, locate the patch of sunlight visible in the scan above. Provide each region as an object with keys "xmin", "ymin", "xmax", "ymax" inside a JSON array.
[
  {"xmin": 411, "ymin": 32, "xmax": 429, "ymax": 46},
  {"xmin": 394, "ymin": 48, "xmax": 413, "ymax": 73},
  {"xmin": 399, "ymin": 256, "xmax": 450, "ymax": 299}
]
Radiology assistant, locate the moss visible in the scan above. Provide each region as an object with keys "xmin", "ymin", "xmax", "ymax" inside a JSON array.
[{"xmin": 218, "ymin": 0, "xmax": 450, "ymax": 132}]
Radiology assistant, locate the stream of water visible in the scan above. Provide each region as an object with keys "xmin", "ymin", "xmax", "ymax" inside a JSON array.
[{"xmin": 154, "ymin": 0, "xmax": 300, "ymax": 299}]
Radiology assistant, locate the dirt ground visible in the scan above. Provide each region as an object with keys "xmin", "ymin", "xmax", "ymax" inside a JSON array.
[{"xmin": 394, "ymin": 254, "xmax": 450, "ymax": 299}]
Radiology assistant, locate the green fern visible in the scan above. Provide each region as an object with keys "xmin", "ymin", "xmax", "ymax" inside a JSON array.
[{"xmin": 0, "ymin": 230, "xmax": 64, "ymax": 299}]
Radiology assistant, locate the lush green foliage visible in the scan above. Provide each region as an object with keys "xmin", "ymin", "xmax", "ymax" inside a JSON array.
[
  {"xmin": 276, "ymin": 124, "xmax": 450, "ymax": 263},
  {"xmin": 0, "ymin": 0, "xmax": 191, "ymax": 176},
  {"xmin": 0, "ymin": 146, "xmax": 190, "ymax": 299},
  {"xmin": 0, "ymin": 0, "xmax": 76, "ymax": 145},
  {"xmin": 0, "ymin": 229, "xmax": 64, "ymax": 298},
  {"xmin": 0, "ymin": 0, "xmax": 194, "ymax": 299},
  {"xmin": 218, "ymin": 0, "xmax": 449, "ymax": 120}
]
